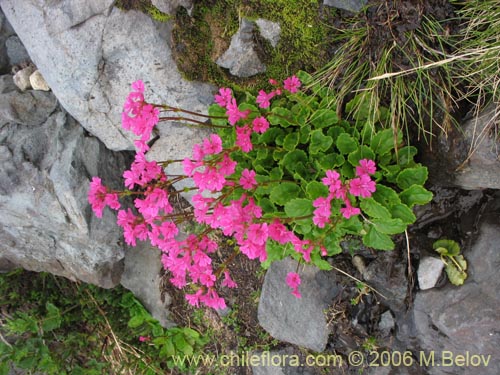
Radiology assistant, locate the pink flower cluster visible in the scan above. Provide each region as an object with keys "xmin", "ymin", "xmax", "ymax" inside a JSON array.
[
  {"xmin": 313, "ymin": 159, "xmax": 377, "ymax": 228},
  {"xmin": 90, "ymin": 76, "xmax": 377, "ymax": 308},
  {"xmin": 88, "ymin": 177, "xmax": 120, "ymax": 218},
  {"xmin": 286, "ymin": 272, "xmax": 301, "ymax": 298},
  {"xmin": 122, "ymin": 80, "xmax": 160, "ymax": 152}
]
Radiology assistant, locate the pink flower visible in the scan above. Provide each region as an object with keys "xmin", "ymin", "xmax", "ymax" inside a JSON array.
[
  {"xmin": 268, "ymin": 219, "xmax": 294, "ymax": 244},
  {"xmin": 356, "ymin": 159, "xmax": 377, "ymax": 177},
  {"xmin": 239, "ymin": 169, "xmax": 257, "ymax": 190},
  {"xmin": 256, "ymin": 90, "xmax": 276, "ymax": 108},
  {"xmin": 202, "ymin": 134, "xmax": 223, "ymax": 155},
  {"xmin": 252, "ymin": 116, "xmax": 270, "ymax": 134},
  {"xmin": 218, "ymin": 154, "xmax": 237, "ymax": 176},
  {"xmin": 283, "ymin": 75, "xmax": 301, "ymax": 93},
  {"xmin": 349, "ymin": 174, "xmax": 376, "ymax": 198},
  {"xmin": 235, "ymin": 125, "xmax": 253, "ymax": 152},
  {"xmin": 131, "ymin": 80, "xmax": 145, "ymax": 93},
  {"xmin": 221, "ymin": 270, "xmax": 238, "ymax": 288},
  {"xmin": 226, "ymin": 98, "xmax": 250, "ymax": 125},
  {"xmin": 138, "ymin": 336, "xmax": 150, "ymax": 342},
  {"xmin": 340, "ymin": 202, "xmax": 361, "ymax": 219},
  {"xmin": 88, "ymin": 177, "xmax": 120, "ymax": 218},
  {"xmin": 286, "ymin": 272, "xmax": 302, "ymax": 298},
  {"xmin": 214, "ymin": 87, "xmax": 233, "ymax": 108}
]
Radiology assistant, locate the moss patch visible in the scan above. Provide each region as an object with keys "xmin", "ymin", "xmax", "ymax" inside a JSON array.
[{"xmin": 170, "ymin": 0, "xmax": 336, "ymax": 91}]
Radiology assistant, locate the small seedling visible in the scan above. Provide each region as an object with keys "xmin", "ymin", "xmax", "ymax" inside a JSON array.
[{"xmin": 433, "ymin": 239, "xmax": 468, "ymax": 286}]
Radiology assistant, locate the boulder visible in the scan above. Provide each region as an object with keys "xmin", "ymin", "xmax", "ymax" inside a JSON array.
[
  {"xmin": 217, "ymin": 18, "xmax": 266, "ymax": 78},
  {"xmin": 1, "ymin": 1, "xmax": 215, "ymax": 151},
  {"xmin": 0, "ymin": 83, "xmax": 132, "ymax": 288},
  {"xmin": 257, "ymin": 258, "xmax": 339, "ymax": 352},
  {"xmin": 410, "ymin": 195, "xmax": 500, "ymax": 375}
]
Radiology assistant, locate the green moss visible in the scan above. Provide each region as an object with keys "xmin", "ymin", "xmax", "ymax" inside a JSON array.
[
  {"xmin": 115, "ymin": 0, "xmax": 172, "ymax": 22},
  {"xmin": 170, "ymin": 0, "xmax": 335, "ymax": 92}
]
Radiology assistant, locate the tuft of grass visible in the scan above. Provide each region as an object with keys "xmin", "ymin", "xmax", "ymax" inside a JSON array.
[
  {"xmin": 451, "ymin": 0, "xmax": 500, "ymax": 110},
  {"xmin": 312, "ymin": 2, "xmax": 459, "ymax": 142}
]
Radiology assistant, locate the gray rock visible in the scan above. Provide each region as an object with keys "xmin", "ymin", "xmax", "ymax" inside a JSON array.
[
  {"xmin": 411, "ymin": 205, "xmax": 500, "ymax": 375},
  {"xmin": 255, "ymin": 19, "xmax": 281, "ymax": 48},
  {"xmin": 217, "ymin": 18, "xmax": 266, "ymax": 78},
  {"xmin": 257, "ymin": 258, "xmax": 339, "ymax": 352},
  {"xmin": 422, "ymin": 103, "xmax": 500, "ymax": 189},
  {"xmin": 5, "ymin": 35, "xmax": 30, "ymax": 65},
  {"xmin": 324, "ymin": 0, "xmax": 368, "ymax": 13},
  {"xmin": 1, "ymin": 1, "xmax": 215, "ymax": 151},
  {"xmin": 0, "ymin": 74, "xmax": 18, "ymax": 93},
  {"xmin": 378, "ymin": 310, "xmax": 395, "ymax": 334},
  {"xmin": 417, "ymin": 256, "xmax": 444, "ymax": 290},
  {"xmin": 0, "ymin": 86, "xmax": 131, "ymax": 288},
  {"xmin": 362, "ymin": 252, "xmax": 407, "ymax": 312},
  {"xmin": 151, "ymin": 0, "xmax": 194, "ymax": 15},
  {"xmin": 121, "ymin": 242, "xmax": 173, "ymax": 328},
  {"xmin": 454, "ymin": 104, "xmax": 500, "ymax": 189},
  {"xmin": 0, "ymin": 86, "xmax": 57, "ymax": 126}
]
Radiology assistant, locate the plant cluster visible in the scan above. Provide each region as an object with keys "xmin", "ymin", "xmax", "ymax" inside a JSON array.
[
  {"xmin": 433, "ymin": 239, "xmax": 467, "ymax": 286},
  {"xmin": 0, "ymin": 270, "xmax": 206, "ymax": 375},
  {"xmin": 89, "ymin": 71, "xmax": 433, "ymax": 310}
]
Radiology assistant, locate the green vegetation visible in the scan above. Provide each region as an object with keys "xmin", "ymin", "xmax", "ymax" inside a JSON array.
[
  {"xmin": 115, "ymin": 0, "xmax": 172, "ymax": 22},
  {"xmin": 0, "ymin": 269, "xmax": 207, "ymax": 374},
  {"xmin": 171, "ymin": 0, "xmax": 335, "ymax": 89},
  {"xmin": 433, "ymin": 239, "xmax": 468, "ymax": 286}
]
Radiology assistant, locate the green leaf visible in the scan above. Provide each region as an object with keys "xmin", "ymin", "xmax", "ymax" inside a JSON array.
[
  {"xmin": 281, "ymin": 149, "xmax": 308, "ymax": 174},
  {"xmin": 310, "ymin": 129, "xmax": 333, "ymax": 154},
  {"xmin": 319, "ymin": 153, "xmax": 345, "ymax": 170},
  {"xmin": 42, "ymin": 302, "xmax": 61, "ymax": 332},
  {"xmin": 311, "ymin": 252, "xmax": 333, "ymax": 271},
  {"xmin": 258, "ymin": 127, "xmax": 285, "ymax": 145},
  {"xmin": 161, "ymin": 339, "xmax": 175, "ymax": 357},
  {"xmin": 262, "ymin": 241, "xmax": 289, "ymax": 269},
  {"xmin": 270, "ymin": 182, "xmax": 301, "ymax": 206},
  {"xmin": 283, "ymin": 131, "xmax": 300, "ymax": 151},
  {"xmin": 128, "ymin": 315, "xmax": 145, "ymax": 328},
  {"xmin": 208, "ymin": 104, "xmax": 228, "ymax": 126},
  {"xmin": 390, "ymin": 204, "xmax": 416, "ymax": 224},
  {"xmin": 397, "ymin": 146, "xmax": 418, "ymax": 165},
  {"xmin": 372, "ymin": 218, "xmax": 407, "ymax": 235},
  {"xmin": 445, "ymin": 255, "xmax": 467, "ymax": 286},
  {"xmin": 396, "ymin": 166, "xmax": 429, "ymax": 190},
  {"xmin": 372, "ymin": 185, "xmax": 401, "ymax": 207},
  {"xmin": 296, "ymin": 70, "xmax": 314, "ymax": 85},
  {"xmin": 348, "ymin": 146, "xmax": 375, "ymax": 166},
  {"xmin": 284, "ymin": 198, "xmax": 314, "ymax": 218},
  {"xmin": 433, "ymin": 239, "xmax": 460, "ymax": 256},
  {"xmin": 323, "ymin": 232, "xmax": 343, "ymax": 255},
  {"xmin": 338, "ymin": 215, "xmax": 363, "ymax": 234},
  {"xmin": 360, "ymin": 198, "xmax": 391, "ymax": 219},
  {"xmin": 371, "ymin": 128, "xmax": 397, "ymax": 155},
  {"xmin": 299, "ymin": 125, "xmax": 311, "ymax": 143},
  {"xmin": 310, "ymin": 109, "xmax": 338, "ymax": 128},
  {"xmin": 336, "ymin": 133, "xmax": 358, "ymax": 154},
  {"xmin": 400, "ymin": 185, "xmax": 433, "ymax": 207},
  {"xmin": 268, "ymin": 107, "xmax": 295, "ymax": 127},
  {"xmin": 363, "ymin": 226, "xmax": 395, "ymax": 250},
  {"xmin": 173, "ymin": 333, "xmax": 193, "ymax": 356},
  {"xmin": 306, "ymin": 181, "xmax": 329, "ymax": 200}
]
